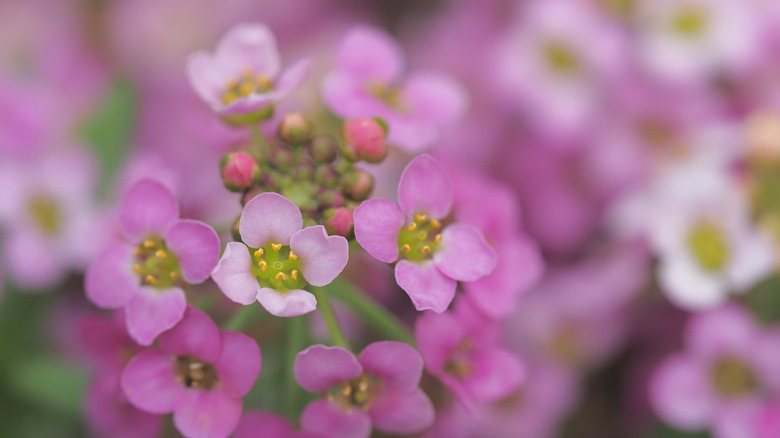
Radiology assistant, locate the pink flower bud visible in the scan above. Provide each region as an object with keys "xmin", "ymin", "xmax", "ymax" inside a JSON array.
[
  {"xmin": 342, "ymin": 118, "xmax": 388, "ymax": 163},
  {"xmin": 323, "ymin": 207, "xmax": 354, "ymax": 237},
  {"xmin": 221, "ymin": 151, "xmax": 260, "ymax": 192},
  {"xmin": 342, "ymin": 168, "xmax": 374, "ymax": 201},
  {"xmin": 277, "ymin": 112, "xmax": 313, "ymax": 146}
]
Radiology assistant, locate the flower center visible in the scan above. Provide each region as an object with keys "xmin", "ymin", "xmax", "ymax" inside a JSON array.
[
  {"xmin": 443, "ymin": 338, "xmax": 474, "ymax": 379},
  {"xmin": 221, "ymin": 69, "xmax": 274, "ymax": 105},
  {"xmin": 131, "ymin": 236, "xmax": 182, "ymax": 289},
  {"xmin": 543, "ymin": 41, "xmax": 580, "ymax": 76},
  {"xmin": 327, "ymin": 374, "xmax": 381, "ymax": 412},
  {"xmin": 174, "ymin": 356, "xmax": 219, "ymax": 390},
  {"xmin": 548, "ymin": 328, "xmax": 583, "ymax": 365},
  {"xmin": 249, "ymin": 243, "xmax": 307, "ymax": 291},
  {"xmin": 670, "ymin": 7, "xmax": 707, "ymax": 37},
  {"xmin": 397, "ymin": 214, "xmax": 443, "ymax": 262},
  {"xmin": 28, "ymin": 195, "xmax": 61, "ymax": 235},
  {"xmin": 711, "ymin": 357, "xmax": 759, "ymax": 398},
  {"xmin": 687, "ymin": 221, "xmax": 729, "ymax": 272},
  {"xmin": 367, "ymin": 81, "xmax": 407, "ymax": 112}
]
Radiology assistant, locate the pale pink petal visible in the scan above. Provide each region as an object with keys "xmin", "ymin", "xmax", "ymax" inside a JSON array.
[
  {"xmin": 120, "ymin": 179, "xmax": 180, "ymax": 241},
  {"xmin": 158, "ymin": 306, "xmax": 221, "ymax": 362},
  {"xmin": 256, "ymin": 287, "xmax": 317, "ymax": 317},
  {"xmin": 215, "ymin": 331, "xmax": 262, "ymax": 398},
  {"xmin": 353, "ymin": 199, "xmax": 405, "ymax": 263},
  {"xmin": 460, "ymin": 348, "xmax": 525, "ymax": 403},
  {"xmin": 295, "ymin": 344, "xmax": 362, "ymax": 393},
  {"xmin": 686, "ymin": 304, "xmax": 758, "ymax": 360},
  {"xmin": 398, "ymin": 154, "xmax": 453, "ymax": 219},
  {"xmin": 434, "ymin": 223, "xmax": 497, "ymax": 282},
  {"xmin": 121, "ymin": 349, "xmax": 183, "ymax": 414},
  {"xmin": 174, "ymin": 390, "xmax": 242, "ymax": 438},
  {"xmin": 301, "ymin": 399, "xmax": 371, "ymax": 438},
  {"xmin": 395, "ymin": 260, "xmax": 456, "ymax": 313},
  {"xmin": 165, "ymin": 219, "xmax": 220, "ymax": 284},
  {"xmin": 336, "ymin": 26, "xmax": 403, "ymax": 82},
  {"xmin": 358, "ymin": 341, "xmax": 423, "ymax": 392},
  {"xmin": 649, "ymin": 355, "xmax": 716, "ymax": 430},
  {"xmin": 233, "ymin": 411, "xmax": 295, "ymax": 438},
  {"xmin": 290, "ymin": 226, "xmax": 349, "ymax": 286},
  {"xmin": 659, "ymin": 256, "xmax": 728, "ymax": 310},
  {"xmin": 275, "ymin": 59, "xmax": 311, "ymax": 97},
  {"xmin": 215, "ymin": 23, "xmax": 281, "ymax": 78},
  {"xmin": 85, "ymin": 243, "xmax": 139, "ymax": 308},
  {"xmin": 4, "ymin": 229, "xmax": 63, "ymax": 290},
  {"xmin": 86, "ymin": 372, "xmax": 163, "ymax": 438},
  {"xmin": 125, "ymin": 287, "xmax": 187, "ymax": 346},
  {"xmin": 321, "ymin": 72, "xmax": 389, "ymax": 119},
  {"xmin": 414, "ymin": 311, "xmax": 466, "ymax": 373},
  {"xmin": 211, "ymin": 242, "xmax": 261, "ymax": 305},
  {"xmin": 239, "ymin": 192, "xmax": 303, "ymax": 247},
  {"xmin": 369, "ymin": 388, "xmax": 434, "ymax": 435},
  {"xmin": 403, "ymin": 72, "xmax": 467, "ymax": 124},
  {"xmin": 186, "ymin": 53, "xmax": 224, "ymax": 109}
]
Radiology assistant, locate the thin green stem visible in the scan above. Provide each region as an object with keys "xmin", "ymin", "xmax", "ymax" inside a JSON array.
[
  {"xmin": 283, "ymin": 315, "xmax": 307, "ymax": 421},
  {"xmin": 325, "ymin": 277, "xmax": 416, "ymax": 346},
  {"xmin": 310, "ymin": 286, "xmax": 350, "ymax": 350},
  {"xmin": 250, "ymin": 124, "xmax": 271, "ymax": 159}
]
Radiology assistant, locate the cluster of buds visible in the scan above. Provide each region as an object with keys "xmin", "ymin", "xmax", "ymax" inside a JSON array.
[{"xmin": 220, "ymin": 113, "xmax": 389, "ymax": 239}]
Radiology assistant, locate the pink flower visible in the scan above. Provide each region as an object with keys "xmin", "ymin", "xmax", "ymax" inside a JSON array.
[
  {"xmin": 211, "ymin": 192, "xmax": 349, "ymax": 317},
  {"xmin": 322, "ymin": 26, "xmax": 467, "ymax": 152},
  {"xmin": 121, "ymin": 305, "xmax": 261, "ymax": 438},
  {"xmin": 294, "ymin": 342, "xmax": 434, "ymax": 438},
  {"xmin": 86, "ymin": 372, "xmax": 162, "ymax": 438},
  {"xmin": 187, "ymin": 23, "xmax": 310, "ymax": 123},
  {"xmin": 234, "ymin": 411, "xmax": 327, "ymax": 438},
  {"xmin": 649, "ymin": 304, "xmax": 780, "ymax": 438},
  {"xmin": 353, "ymin": 154, "xmax": 497, "ymax": 312},
  {"xmin": 415, "ymin": 298, "xmax": 525, "ymax": 411},
  {"xmin": 85, "ymin": 179, "xmax": 221, "ymax": 345}
]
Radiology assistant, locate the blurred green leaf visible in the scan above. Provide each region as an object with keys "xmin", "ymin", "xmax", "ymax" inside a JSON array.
[
  {"xmin": 6, "ymin": 355, "xmax": 88, "ymax": 418},
  {"xmin": 646, "ymin": 424, "xmax": 710, "ymax": 438}
]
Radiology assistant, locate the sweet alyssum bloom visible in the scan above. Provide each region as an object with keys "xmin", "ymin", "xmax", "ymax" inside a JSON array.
[
  {"xmin": 187, "ymin": 23, "xmax": 310, "ymax": 124},
  {"xmin": 294, "ymin": 342, "xmax": 434, "ymax": 438},
  {"xmin": 650, "ymin": 304, "xmax": 780, "ymax": 438},
  {"xmin": 85, "ymin": 179, "xmax": 221, "ymax": 345},
  {"xmin": 121, "ymin": 305, "xmax": 262, "ymax": 438},
  {"xmin": 354, "ymin": 154, "xmax": 497, "ymax": 312},
  {"xmin": 233, "ymin": 411, "xmax": 326, "ymax": 438},
  {"xmin": 322, "ymin": 25, "xmax": 467, "ymax": 152},
  {"xmin": 211, "ymin": 192, "xmax": 349, "ymax": 317}
]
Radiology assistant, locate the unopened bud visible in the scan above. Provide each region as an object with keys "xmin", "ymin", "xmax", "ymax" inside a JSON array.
[
  {"xmin": 294, "ymin": 161, "xmax": 315, "ymax": 179},
  {"xmin": 342, "ymin": 169, "xmax": 374, "ymax": 201},
  {"xmin": 277, "ymin": 112, "xmax": 313, "ymax": 146},
  {"xmin": 220, "ymin": 151, "xmax": 260, "ymax": 192},
  {"xmin": 342, "ymin": 118, "xmax": 388, "ymax": 163},
  {"xmin": 323, "ymin": 207, "xmax": 354, "ymax": 237},
  {"xmin": 309, "ymin": 134, "xmax": 339, "ymax": 163},
  {"xmin": 314, "ymin": 165, "xmax": 339, "ymax": 187},
  {"xmin": 317, "ymin": 189, "xmax": 344, "ymax": 208},
  {"xmin": 271, "ymin": 147, "xmax": 295, "ymax": 170}
]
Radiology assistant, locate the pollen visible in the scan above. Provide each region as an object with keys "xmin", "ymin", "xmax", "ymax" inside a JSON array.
[
  {"xmin": 133, "ymin": 264, "xmax": 142, "ymax": 274},
  {"xmin": 170, "ymin": 272, "xmax": 179, "ymax": 281},
  {"xmin": 142, "ymin": 240, "xmax": 155, "ymax": 249},
  {"xmin": 271, "ymin": 243, "xmax": 283, "ymax": 251},
  {"xmin": 134, "ymin": 246, "xmax": 142, "ymax": 256},
  {"xmin": 415, "ymin": 214, "xmax": 427, "ymax": 222},
  {"xmin": 238, "ymin": 82, "xmax": 253, "ymax": 96},
  {"xmin": 407, "ymin": 222, "xmax": 418, "ymax": 231},
  {"xmin": 435, "ymin": 234, "xmax": 442, "ymax": 244},
  {"xmin": 254, "ymin": 249, "xmax": 264, "ymax": 257},
  {"xmin": 155, "ymin": 249, "xmax": 167, "ymax": 259},
  {"xmin": 421, "ymin": 245, "xmax": 431, "ymax": 254},
  {"xmin": 275, "ymin": 272, "xmax": 287, "ymax": 281},
  {"xmin": 288, "ymin": 251, "xmax": 298, "ymax": 260},
  {"xmin": 258, "ymin": 260, "xmax": 268, "ymax": 271},
  {"xmin": 401, "ymin": 244, "xmax": 411, "ymax": 253},
  {"xmin": 291, "ymin": 270, "xmax": 299, "ymax": 280},
  {"xmin": 144, "ymin": 274, "xmax": 157, "ymax": 285},
  {"xmin": 430, "ymin": 219, "xmax": 441, "ymax": 228}
]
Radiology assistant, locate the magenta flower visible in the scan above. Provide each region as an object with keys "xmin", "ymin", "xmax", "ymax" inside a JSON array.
[
  {"xmin": 415, "ymin": 298, "xmax": 525, "ymax": 411},
  {"xmin": 234, "ymin": 411, "xmax": 327, "ymax": 438},
  {"xmin": 121, "ymin": 305, "xmax": 262, "ymax": 438},
  {"xmin": 211, "ymin": 192, "xmax": 349, "ymax": 317},
  {"xmin": 650, "ymin": 304, "xmax": 780, "ymax": 438},
  {"xmin": 353, "ymin": 154, "xmax": 497, "ymax": 312},
  {"xmin": 187, "ymin": 23, "xmax": 310, "ymax": 123},
  {"xmin": 294, "ymin": 342, "xmax": 434, "ymax": 438},
  {"xmin": 85, "ymin": 179, "xmax": 220, "ymax": 345},
  {"xmin": 86, "ymin": 372, "xmax": 162, "ymax": 438},
  {"xmin": 322, "ymin": 25, "xmax": 467, "ymax": 152}
]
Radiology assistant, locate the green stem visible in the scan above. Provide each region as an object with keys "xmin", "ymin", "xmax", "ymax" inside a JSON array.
[
  {"xmin": 284, "ymin": 315, "xmax": 307, "ymax": 422},
  {"xmin": 250, "ymin": 124, "xmax": 271, "ymax": 159},
  {"xmin": 325, "ymin": 277, "xmax": 416, "ymax": 346},
  {"xmin": 224, "ymin": 303, "xmax": 266, "ymax": 331},
  {"xmin": 310, "ymin": 286, "xmax": 350, "ymax": 350}
]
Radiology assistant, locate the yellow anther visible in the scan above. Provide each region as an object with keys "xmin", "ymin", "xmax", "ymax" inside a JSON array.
[
  {"xmin": 238, "ymin": 82, "xmax": 253, "ymax": 96},
  {"xmin": 143, "ymin": 240, "xmax": 155, "ymax": 249},
  {"xmin": 258, "ymin": 260, "xmax": 268, "ymax": 271},
  {"xmin": 430, "ymin": 219, "xmax": 441, "ymax": 228},
  {"xmin": 288, "ymin": 251, "xmax": 298, "ymax": 260},
  {"xmin": 222, "ymin": 91, "xmax": 238, "ymax": 104},
  {"xmin": 134, "ymin": 246, "xmax": 142, "ymax": 256},
  {"xmin": 291, "ymin": 270, "xmax": 298, "ymax": 280},
  {"xmin": 226, "ymin": 79, "xmax": 238, "ymax": 88},
  {"xmin": 421, "ymin": 245, "xmax": 431, "ymax": 254},
  {"xmin": 133, "ymin": 264, "xmax": 142, "ymax": 274},
  {"xmin": 435, "ymin": 234, "xmax": 442, "ymax": 244},
  {"xmin": 155, "ymin": 249, "xmax": 167, "ymax": 259},
  {"xmin": 254, "ymin": 248, "xmax": 264, "ymax": 257},
  {"xmin": 256, "ymin": 75, "xmax": 272, "ymax": 89},
  {"xmin": 271, "ymin": 243, "xmax": 283, "ymax": 251},
  {"xmin": 170, "ymin": 272, "xmax": 179, "ymax": 281},
  {"xmin": 415, "ymin": 214, "xmax": 427, "ymax": 222},
  {"xmin": 407, "ymin": 222, "xmax": 417, "ymax": 231},
  {"xmin": 275, "ymin": 272, "xmax": 287, "ymax": 281},
  {"xmin": 401, "ymin": 244, "xmax": 411, "ymax": 253},
  {"xmin": 144, "ymin": 274, "xmax": 157, "ymax": 285}
]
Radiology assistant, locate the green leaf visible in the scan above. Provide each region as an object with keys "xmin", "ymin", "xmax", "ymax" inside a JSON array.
[{"xmin": 6, "ymin": 355, "xmax": 89, "ymax": 418}]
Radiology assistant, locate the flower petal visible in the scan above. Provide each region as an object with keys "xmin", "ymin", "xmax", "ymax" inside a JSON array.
[
  {"xmin": 211, "ymin": 242, "xmax": 261, "ymax": 305},
  {"xmin": 165, "ymin": 219, "xmax": 220, "ymax": 284},
  {"xmin": 460, "ymin": 348, "xmax": 525, "ymax": 403},
  {"xmin": 434, "ymin": 223, "xmax": 497, "ymax": 282},
  {"xmin": 274, "ymin": 58, "xmax": 311, "ymax": 97},
  {"xmin": 294, "ymin": 344, "xmax": 362, "ymax": 393},
  {"xmin": 414, "ymin": 311, "xmax": 466, "ymax": 374},
  {"xmin": 353, "ymin": 199, "xmax": 405, "ymax": 263},
  {"xmin": 125, "ymin": 287, "xmax": 187, "ymax": 346},
  {"xmin": 85, "ymin": 243, "xmax": 139, "ymax": 309},
  {"xmin": 158, "ymin": 305, "xmax": 221, "ymax": 362},
  {"xmin": 290, "ymin": 225, "xmax": 349, "ymax": 286},
  {"xmin": 403, "ymin": 72, "xmax": 467, "ymax": 124},
  {"xmin": 358, "ymin": 341, "xmax": 423, "ymax": 392},
  {"xmin": 394, "ymin": 260, "xmax": 456, "ymax": 313},
  {"xmin": 215, "ymin": 331, "xmax": 262, "ymax": 398},
  {"xmin": 398, "ymin": 154, "xmax": 452, "ymax": 219},
  {"xmin": 685, "ymin": 304, "xmax": 757, "ymax": 360},
  {"xmin": 301, "ymin": 399, "xmax": 371, "ymax": 438},
  {"xmin": 658, "ymin": 256, "xmax": 727, "ymax": 310},
  {"xmin": 121, "ymin": 349, "xmax": 182, "ymax": 414},
  {"xmin": 239, "ymin": 192, "xmax": 303, "ymax": 247},
  {"xmin": 233, "ymin": 411, "xmax": 295, "ymax": 438},
  {"xmin": 649, "ymin": 355, "xmax": 716, "ymax": 430},
  {"xmin": 369, "ymin": 388, "xmax": 434, "ymax": 435},
  {"xmin": 215, "ymin": 23, "xmax": 281, "ymax": 78},
  {"xmin": 186, "ymin": 52, "xmax": 224, "ymax": 109},
  {"xmin": 256, "ymin": 287, "xmax": 317, "ymax": 317},
  {"xmin": 120, "ymin": 179, "xmax": 180, "ymax": 241},
  {"xmin": 336, "ymin": 25, "xmax": 403, "ymax": 82},
  {"xmin": 174, "ymin": 390, "xmax": 242, "ymax": 438}
]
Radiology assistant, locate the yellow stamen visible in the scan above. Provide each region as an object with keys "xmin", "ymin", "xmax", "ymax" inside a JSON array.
[
  {"xmin": 407, "ymin": 222, "xmax": 417, "ymax": 231},
  {"xmin": 415, "ymin": 214, "xmax": 427, "ymax": 222},
  {"xmin": 134, "ymin": 246, "xmax": 141, "ymax": 256},
  {"xmin": 401, "ymin": 244, "xmax": 411, "ymax": 253},
  {"xmin": 155, "ymin": 249, "xmax": 167, "ymax": 259},
  {"xmin": 258, "ymin": 260, "xmax": 268, "ymax": 271},
  {"xmin": 133, "ymin": 264, "xmax": 142, "ymax": 274},
  {"xmin": 291, "ymin": 270, "xmax": 298, "ymax": 280},
  {"xmin": 143, "ymin": 240, "xmax": 155, "ymax": 249},
  {"xmin": 435, "ymin": 234, "xmax": 442, "ymax": 244},
  {"xmin": 421, "ymin": 245, "xmax": 431, "ymax": 254},
  {"xmin": 275, "ymin": 272, "xmax": 287, "ymax": 281},
  {"xmin": 144, "ymin": 274, "xmax": 157, "ymax": 285},
  {"xmin": 170, "ymin": 272, "xmax": 179, "ymax": 281},
  {"xmin": 238, "ymin": 82, "xmax": 253, "ymax": 96},
  {"xmin": 222, "ymin": 91, "xmax": 238, "ymax": 104},
  {"xmin": 254, "ymin": 248, "xmax": 264, "ymax": 257},
  {"xmin": 430, "ymin": 219, "xmax": 441, "ymax": 228},
  {"xmin": 271, "ymin": 243, "xmax": 282, "ymax": 251},
  {"xmin": 256, "ymin": 75, "xmax": 272, "ymax": 89},
  {"xmin": 288, "ymin": 251, "xmax": 298, "ymax": 260}
]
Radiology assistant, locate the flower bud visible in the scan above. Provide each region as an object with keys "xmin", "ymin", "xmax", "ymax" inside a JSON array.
[
  {"xmin": 277, "ymin": 112, "xmax": 313, "ymax": 146},
  {"xmin": 271, "ymin": 147, "xmax": 295, "ymax": 170},
  {"xmin": 220, "ymin": 151, "xmax": 260, "ymax": 192},
  {"xmin": 342, "ymin": 168, "xmax": 374, "ymax": 201},
  {"xmin": 323, "ymin": 207, "xmax": 354, "ymax": 237},
  {"xmin": 314, "ymin": 165, "xmax": 339, "ymax": 187},
  {"xmin": 294, "ymin": 161, "xmax": 315, "ymax": 179},
  {"xmin": 317, "ymin": 189, "xmax": 344, "ymax": 209},
  {"xmin": 309, "ymin": 134, "xmax": 339, "ymax": 163},
  {"xmin": 342, "ymin": 118, "xmax": 388, "ymax": 163}
]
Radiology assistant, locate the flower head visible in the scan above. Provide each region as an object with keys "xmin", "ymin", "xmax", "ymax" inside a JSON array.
[
  {"xmin": 211, "ymin": 192, "xmax": 349, "ymax": 317},
  {"xmin": 294, "ymin": 342, "xmax": 434, "ymax": 438}
]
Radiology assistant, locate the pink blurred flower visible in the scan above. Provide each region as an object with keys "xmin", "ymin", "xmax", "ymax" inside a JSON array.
[
  {"xmin": 121, "ymin": 305, "xmax": 261, "ymax": 438},
  {"xmin": 294, "ymin": 342, "xmax": 434, "ymax": 438},
  {"xmin": 86, "ymin": 372, "xmax": 162, "ymax": 438},
  {"xmin": 234, "ymin": 411, "xmax": 327, "ymax": 438}
]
